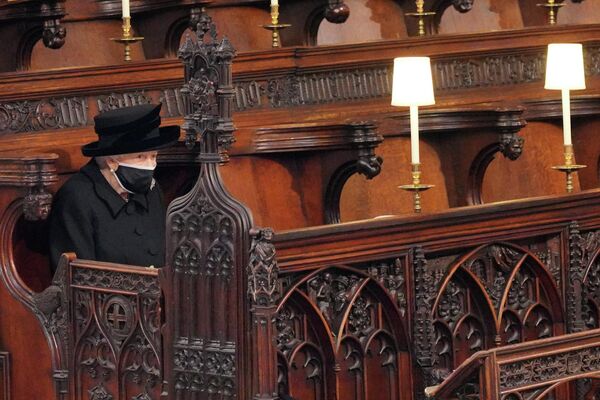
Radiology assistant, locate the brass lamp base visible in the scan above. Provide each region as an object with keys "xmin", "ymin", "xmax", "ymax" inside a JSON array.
[
  {"xmin": 399, "ymin": 163, "xmax": 434, "ymax": 213},
  {"xmin": 110, "ymin": 17, "xmax": 144, "ymax": 62},
  {"xmin": 552, "ymin": 145, "xmax": 586, "ymax": 193}
]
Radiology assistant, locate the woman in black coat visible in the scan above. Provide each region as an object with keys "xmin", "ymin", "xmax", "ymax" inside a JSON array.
[{"xmin": 48, "ymin": 103, "xmax": 179, "ymax": 270}]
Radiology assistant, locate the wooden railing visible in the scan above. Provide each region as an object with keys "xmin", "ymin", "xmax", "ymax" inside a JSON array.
[
  {"xmin": 426, "ymin": 328, "xmax": 600, "ymax": 400},
  {"xmin": 267, "ymin": 189, "xmax": 600, "ymax": 400}
]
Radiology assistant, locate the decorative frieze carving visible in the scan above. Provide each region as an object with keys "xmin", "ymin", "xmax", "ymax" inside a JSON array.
[
  {"xmin": 435, "ymin": 54, "xmax": 544, "ymax": 90},
  {"xmin": 0, "ymin": 97, "xmax": 87, "ymax": 134},
  {"xmin": 71, "ymin": 266, "xmax": 160, "ymax": 296},
  {"xmin": 4, "ymin": 44, "xmax": 600, "ymax": 135},
  {"xmin": 499, "ymin": 345, "xmax": 600, "ymax": 391},
  {"xmin": 97, "ymin": 91, "xmax": 152, "ymax": 112}
]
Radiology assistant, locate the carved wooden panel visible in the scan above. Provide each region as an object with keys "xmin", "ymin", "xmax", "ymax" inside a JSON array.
[
  {"xmin": 430, "ymin": 243, "xmax": 564, "ymax": 376},
  {"xmin": 70, "ymin": 264, "xmax": 161, "ymax": 400},
  {"xmin": 276, "ymin": 265, "xmax": 411, "ymax": 400},
  {"xmin": 163, "ymin": 9, "xmax": 254, "ymax": 400}
]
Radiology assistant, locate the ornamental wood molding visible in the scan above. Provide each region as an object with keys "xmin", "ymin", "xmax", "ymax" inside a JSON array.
[{"xmin": 1, "ymin": 25, "xmax": 600, "ymax": 135}]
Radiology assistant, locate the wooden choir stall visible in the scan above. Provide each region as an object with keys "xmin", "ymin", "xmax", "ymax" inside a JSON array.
[{"xmin": 3, "ymin": 2, "xmax": 600, "ymax": 400}]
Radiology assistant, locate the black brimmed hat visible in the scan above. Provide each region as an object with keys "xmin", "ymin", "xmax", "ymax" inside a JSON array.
[{"xmin": 82, "ymin": 103, "xmax": 180, "ymax": 157}]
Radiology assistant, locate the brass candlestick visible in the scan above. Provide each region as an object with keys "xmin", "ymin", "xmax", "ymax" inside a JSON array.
[
  {"xmin": 110, "ymin": 17, "xmax": 144, "ymax": 62},
  {"xmin": 262, "ymin": 4, "xmax": 291, "ymax": 48},
  {"xmin": 537, "ymin": 0, "xmax": 563, "ymax": 25},
  {"xmin": 552, "ymin": 144, "xmax": 586, "ymax": 193},
  {"xmin": 399, "ymin": 163, "xmax": 434, "ymax": 213},
  {"xmin": 406, "ymin": 0, "xmax": 436, "ymax": 37}
]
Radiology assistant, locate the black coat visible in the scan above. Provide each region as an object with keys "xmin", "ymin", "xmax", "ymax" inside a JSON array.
[{"xmin": 49, "ymin": 161, "xmax": 166, "ymax": 270}]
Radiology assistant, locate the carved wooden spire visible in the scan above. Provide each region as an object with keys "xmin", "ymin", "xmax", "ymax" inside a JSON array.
[{"xmin": 163, "ymin": 9, "xmax": 254, "ymax": 400}]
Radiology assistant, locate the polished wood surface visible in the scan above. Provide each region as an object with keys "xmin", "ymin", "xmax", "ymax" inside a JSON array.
[{"xmin": 1, "ymin": 3, "xmax": 600, "ymax": 400}]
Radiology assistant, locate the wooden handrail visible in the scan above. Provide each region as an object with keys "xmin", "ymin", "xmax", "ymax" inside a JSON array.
[{"xmin": 428, "ymin": 328, "xmax": 600, "ymax": 399}]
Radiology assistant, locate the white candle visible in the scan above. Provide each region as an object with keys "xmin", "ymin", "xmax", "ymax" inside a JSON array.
[
  {"xmin": 122, "ymin": 0, "xmax": 130, "ymax": 18},
  {"xmin": 562, "ymin": 89, "xmax": 572, "ymax": 146},
  {"xmin": 271, "ymin": 0, "xmax": 278, "ymax": 6},
  {"xmin": 410, "ymin": 105, "xmax": 420, "ymax": 164}
]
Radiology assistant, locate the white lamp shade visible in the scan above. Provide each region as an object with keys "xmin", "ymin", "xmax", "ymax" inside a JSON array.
[
  {"xmin": 391, "ymin": 57, "xmax": 436, "ymax": 107},
  {"xmin": 545, "ymin": 43, "xmax": 586, "ymax": 90}
]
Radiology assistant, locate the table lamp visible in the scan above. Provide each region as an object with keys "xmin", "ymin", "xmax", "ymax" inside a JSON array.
[
  {"xmin": 546, "ymin": 43, "xmax": 587, "ymax": 193},
  {"xmin": 392, "ymin": 56, "xmax": 435, "ymax": 213}
]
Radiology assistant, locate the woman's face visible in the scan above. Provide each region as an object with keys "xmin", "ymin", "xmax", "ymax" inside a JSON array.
[
  {"xmin": 108, "ymin": 151, "xmax": 158, "ymax": 170},
  {"xmin": 117, "ymin": 151, "xmax": 158, "ymax": 168}
]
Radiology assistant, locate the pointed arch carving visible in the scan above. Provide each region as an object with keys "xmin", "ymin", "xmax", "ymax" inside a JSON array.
[
  {"xmin": 275, "ymin": 265, "xmax": 411, "ymax": 400},
  {"xmin": 431, "ymin": 242, "xmax": 565, "ymax": 373}
]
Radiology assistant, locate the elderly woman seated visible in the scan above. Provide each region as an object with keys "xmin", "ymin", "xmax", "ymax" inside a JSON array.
[{"xmin": 48, "ymin": 103, "xmax": 179, "ymax": 270}]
